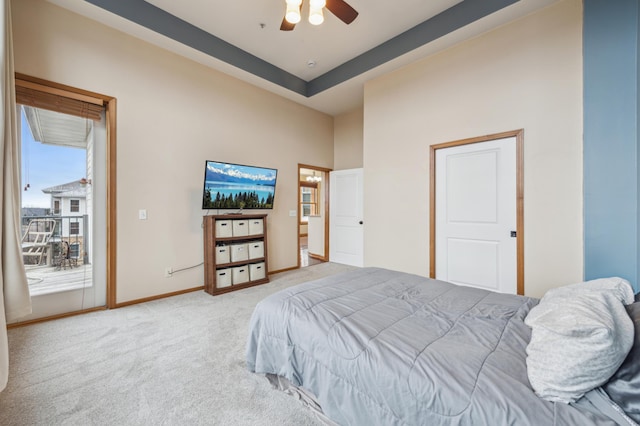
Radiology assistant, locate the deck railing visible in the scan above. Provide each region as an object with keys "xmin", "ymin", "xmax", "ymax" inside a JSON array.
[{"xmin": 21, "ymin": 214, "xmax": 89, "ymax": 265}]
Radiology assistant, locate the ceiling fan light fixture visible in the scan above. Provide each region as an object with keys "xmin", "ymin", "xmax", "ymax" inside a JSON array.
[
  {"xmin": 285, "ymin": 7, "xmax": 301, "ymax": 24},
  {"xmin": 285, "ymin": 0, "xmax": 302, "ymax": 24},
  {"xmin": 309, "ymin": 7, "xmax": 324, "ymax": 25},
  {"xmin": 309, "ymin": 0, "xmax": 326, "ymax": 9},
  {"xmin": 306, "ymin": 174, "xmax": 322, "ymax": 182},
  {"xmin": 280, "ymin": 0, "xmax": 357, "ymax": 31}
]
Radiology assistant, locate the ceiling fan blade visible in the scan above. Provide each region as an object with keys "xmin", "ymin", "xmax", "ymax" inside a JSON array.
[{"xmin": 326, "ymin": 0, "xmax": 358, "ymax": 25}]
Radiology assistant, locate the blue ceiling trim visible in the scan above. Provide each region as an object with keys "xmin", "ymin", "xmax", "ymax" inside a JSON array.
[
  {"xmin": 84, "ymin": 0, "xmax": 519, "ymax": 98},
  {"xmin": 84, "ymin": 0, "xmax": 307, "ymax": 96}
]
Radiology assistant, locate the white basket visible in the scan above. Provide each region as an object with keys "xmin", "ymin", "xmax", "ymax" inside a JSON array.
[
  {"xmin": 248, "ymin": 241, "xmax": 264, "ymax": 259},
  {"xmin": 215, "ymin": 220, "xmax": 232, "ymax": 238},
  {"xmin": 232, "ymin": 220, "xmax": 249, "ymax": 237},
  {"xmin": 232, "ymin": 266, "xmax": 249, "ymax": 285},
  {"xmin": 249, "ymin": 262, "xmax": 266, "ymax": 281},
  {"xmin": 216, "ymin": 268, "xmax": 232, "ymax": 288},
  {"xmin": 248, "ymin": 219, "xmax": 264, "ymax": 235},
  {"xmin": 230, "ymin": 243, "xmax": 249, "ymax": 262},
  {"xmin": 215, "ymin": 245, "xmax": 230, "ymax": 264}
]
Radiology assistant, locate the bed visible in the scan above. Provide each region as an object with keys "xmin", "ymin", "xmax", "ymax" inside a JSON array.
[{"xmin": 246, "ymin": 267, "xmax": 640, "ymax": 425}]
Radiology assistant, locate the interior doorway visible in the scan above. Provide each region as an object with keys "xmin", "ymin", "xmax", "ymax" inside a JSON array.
[{"xmin": 298, "ymin": 164, "xmax": 331, "ymax": 268}]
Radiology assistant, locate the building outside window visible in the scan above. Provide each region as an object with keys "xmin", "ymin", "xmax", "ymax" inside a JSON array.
[
  {"xmin": 300, "ymin": 184, "xmax": 318, "ymax": 222},
  {"xmin": 70, "ymin": 199, "xmax": 80, "ymax": 213},
  {"xmin": 70, "ymin": 222, "xmax": 80, "ymax": 235}
]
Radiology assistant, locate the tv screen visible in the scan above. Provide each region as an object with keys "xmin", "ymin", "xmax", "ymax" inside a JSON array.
[{"xmin": 202, "ymin": 160, "xmax": 277, "ymax": 210}]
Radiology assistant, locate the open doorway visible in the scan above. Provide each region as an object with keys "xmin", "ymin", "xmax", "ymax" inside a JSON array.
[{"xmin": 298, "ymin": 164, "xmax": 331, "ymax": 268}]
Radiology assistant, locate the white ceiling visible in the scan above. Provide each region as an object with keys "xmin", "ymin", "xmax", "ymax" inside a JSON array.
[
  {"xmin": 144, "ymin": 0, "xmax": 465, "ymax": 80},
  {"xmin": 46, "ymin": 0, "xmax": 558, "ymax": 116}
]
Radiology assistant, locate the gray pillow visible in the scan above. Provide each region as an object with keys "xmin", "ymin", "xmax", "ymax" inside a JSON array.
[
  {"xmin": 525, "ymin": 277, "xmax": 635, "ymax": 403},
  {"xmin": 604, "ymin": 302, "xmax": 640, "ymax": 423}
]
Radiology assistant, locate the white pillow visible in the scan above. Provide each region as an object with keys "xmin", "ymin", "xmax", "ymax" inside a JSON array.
[{"xmin": 525, "ymin": 277, "xmax": 635, "ymax": 403}]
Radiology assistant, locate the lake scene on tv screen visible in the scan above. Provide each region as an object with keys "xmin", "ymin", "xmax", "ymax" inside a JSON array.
[{"xmin": 203, "ymin": 161, "xmax": 277, "ymax": 209}]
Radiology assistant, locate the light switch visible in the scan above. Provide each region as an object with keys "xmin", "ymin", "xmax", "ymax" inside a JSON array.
[
  {"xmin": 289, "ymin": 210, "xmax": 297, "ymax": 217},
  {"xmin": 139, "ymin": 209, "xmax": 147, "ymax": 220}
]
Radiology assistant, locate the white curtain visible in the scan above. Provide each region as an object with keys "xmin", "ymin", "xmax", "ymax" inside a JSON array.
[{"xmin": 0, "ymin": 0, "xmax": 32, "ymax": 392}]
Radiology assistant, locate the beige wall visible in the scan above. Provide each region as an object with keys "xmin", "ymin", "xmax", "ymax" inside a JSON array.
[
  {"xmin": 334, "ymin": 108, "xmax": 364, "ymax": 170},
  {"xmin": 13, "ymin": 0, "xmax": 334, "ymax": 303},
  {"xmin": 363, "ymin": 0, "xmax": 583, "ymax": 298}
]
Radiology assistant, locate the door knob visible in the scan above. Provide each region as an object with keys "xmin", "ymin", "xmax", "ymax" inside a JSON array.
[{"xmin": 359, "ymin": 221, "xmax": 363, "ymax": 225}]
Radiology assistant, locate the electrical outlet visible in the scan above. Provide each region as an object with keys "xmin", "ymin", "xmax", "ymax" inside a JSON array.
[{"xmin": 165, "ymin": 267, "xmax": 173, "ymax": 278}]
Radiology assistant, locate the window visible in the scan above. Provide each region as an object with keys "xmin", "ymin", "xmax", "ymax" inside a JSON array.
[
  {"xmin": 70, "ymin": 222, "xmax": 80, "ymax": 235},
  {"xmin": 53, "ymin": 200, "xmax": 60, "ymax": 215},
  {"xmin": 300, "ymin": 183, "xmax": 318, "ymax": 223},
  {"xmin": 70, "ymin": 199, "xmax": 80, "ymax": 213}
]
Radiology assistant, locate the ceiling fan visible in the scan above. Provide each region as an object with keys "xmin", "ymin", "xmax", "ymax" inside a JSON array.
[{"xmin": 280, "ymin": 0, "xmax": 359, "ymax": 31}]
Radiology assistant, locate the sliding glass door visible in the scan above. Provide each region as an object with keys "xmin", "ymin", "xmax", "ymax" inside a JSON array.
[{"xmin": 14, "ymin": 103, "xmax": 107, "ymax": 322}]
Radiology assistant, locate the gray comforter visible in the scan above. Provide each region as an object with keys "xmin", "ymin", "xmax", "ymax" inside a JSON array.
[{"xmin": 246, "ymin": 267, "xmax": 620, "ymax": 425}]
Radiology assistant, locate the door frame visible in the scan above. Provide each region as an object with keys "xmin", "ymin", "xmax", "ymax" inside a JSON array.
[
  {"xmin": 15, "ymin": 73, "xmax": 118, "ymax": 311},
  {"xmin": 298, "ymin": 164, "xmax": 331, "ymax": 267},
  {"xmin": 429, "ymin": 129, "xmax": 524, "ymax": 295}
]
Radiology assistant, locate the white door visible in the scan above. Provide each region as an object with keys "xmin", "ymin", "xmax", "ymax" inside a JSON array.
[
  {"xmin": 330, "ymin": 168, "xmax": 364, "ymax": 267},
  {"xmin": 435, "ymin": 137, "xmax": 517, "ymax": 294}
]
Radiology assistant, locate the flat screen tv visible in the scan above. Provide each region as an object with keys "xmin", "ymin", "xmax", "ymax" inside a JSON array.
[{"xmin": 202, "ymin": 160, "xmax": 277, "ymax": 210}]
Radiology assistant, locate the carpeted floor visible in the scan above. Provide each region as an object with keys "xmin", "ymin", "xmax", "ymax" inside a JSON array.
[{"xmin": 0, "ymin": 262, "xmax": 356, "ymax": 426}]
